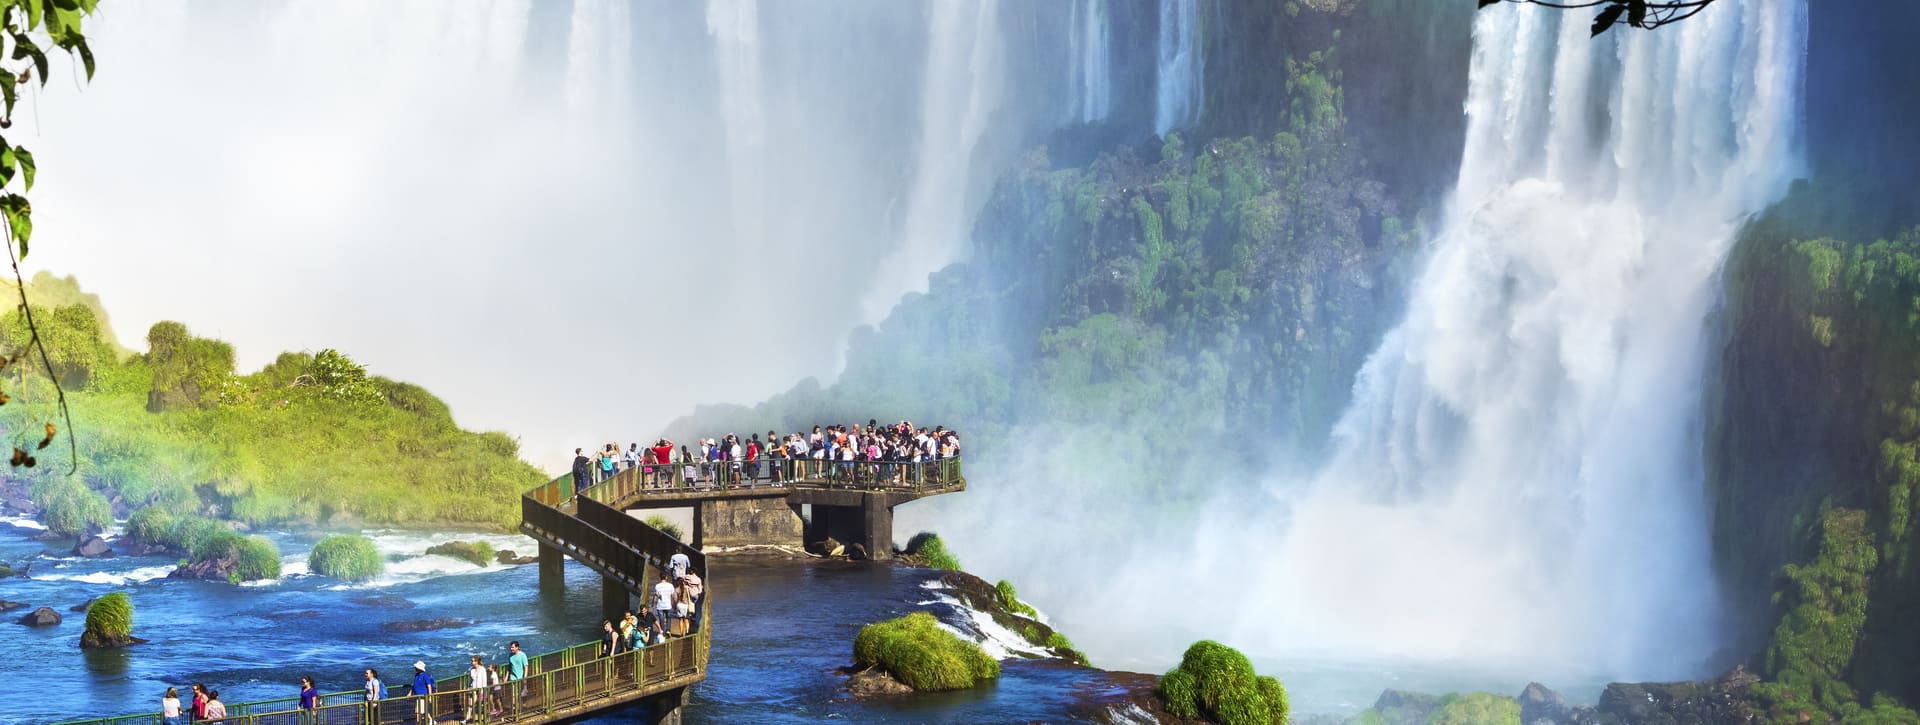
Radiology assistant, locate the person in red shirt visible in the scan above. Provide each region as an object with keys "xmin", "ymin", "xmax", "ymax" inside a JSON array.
[
  {"xmin": 744, "ymin": 436, "xmax": 760, "ymax": 484},
  {"xmin": 652, "ymin": 439, "xmax": 675, "ymax": 488}
]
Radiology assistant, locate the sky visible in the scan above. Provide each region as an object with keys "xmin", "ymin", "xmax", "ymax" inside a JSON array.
[{"xmin": 12, "ymin": 1, "xmax": 1008, "ymax": 470}]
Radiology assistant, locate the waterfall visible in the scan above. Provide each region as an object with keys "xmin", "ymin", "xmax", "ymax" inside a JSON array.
[
  {"xmin": 706, "ymin": 0, "xmax": 768, "ymax": 247},
  {"xmin": 1070, "ymin": 0, "xmax": 1112, "ymax": 123},
  {"xmin": 1153, "ymin": 0, "xmax": 1201, "ymax": 135},
  {"xmin": 562, "ymin": 0, "xmax": 631, "ymax": 121},
  {"xmin": 1252, "ymin": 0, "xmax": 1807, "ymax": 676},
  {"xmin": 859, "ymin": 1, "xmax": 1006, "ymax": 324}
]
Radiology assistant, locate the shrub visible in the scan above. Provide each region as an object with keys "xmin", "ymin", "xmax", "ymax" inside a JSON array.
[
  {"xmin": 166, "ymin": 517, "xmax": 228, "ymax": 556},
  {"xmin": 124, "ymin": 506, "xmax": 174, "ymax": 545},
  {"xmin": 1158, "ymin": 640, "xmax": 1290, "ymax": 725},
  {"xmin": 904, "ymin": 532, "xmax": 961, "ymax": 571},
  {"xmin": 425, "ymin": 540, "xmax": 494, "ymax": 567},
  {"xmin": 34, "ymin": 478, "xmax": 111, "ymax": 537},
  {"xmin": 853, "ymin": 612, "xmax": 999, "ymax": 691},
  {"xmin": 308, "ymin": 534, "xmax": 384, "ymax": 582},
  {"xmin": 84, "ymin": 592, "xmax": 133, "ymax": 642},
  {"xmin": 1430, "ymin": 692, "xmax": 1515, "ymax": 725},
  {"xmin": 995, "ymin": 579, "xmax": 1039, "ymax": 617},
  {"xmin": 643, "ymin": 515, "xmax": 684, "ymax": 542},
  {"xmin": 234, "ymin": 536, "xmax": 282, "ymax": 581}
]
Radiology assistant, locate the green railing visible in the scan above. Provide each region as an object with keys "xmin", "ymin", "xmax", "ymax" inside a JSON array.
[
  {"xmin": 577, "ymin": 456, "xmax": 965, "ymax": 502},
  {"xmin": 59, "ymin": 462, "xmax": 713, "ymax": 725}
]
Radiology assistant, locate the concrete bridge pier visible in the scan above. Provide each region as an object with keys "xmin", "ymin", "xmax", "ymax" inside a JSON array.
[
  {"xmin": 638, "ymin": 686, "xmax": 686, "ymax": 724},
  {"xmin": 537, "ymin": 542, "xmax": 564, "ymax": 590},
  {"xmin": 802, "ymin": 491, "xmax": 897, "ymax": 561},
  {"xmin": 603, "ymin": 576, "xmax": 632, "ymax": 623}
]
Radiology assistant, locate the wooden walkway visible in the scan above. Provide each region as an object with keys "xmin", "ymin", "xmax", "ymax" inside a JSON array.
[{"xmin": 56, "ymin": 472, "xmax": 711, "ymax": 725}]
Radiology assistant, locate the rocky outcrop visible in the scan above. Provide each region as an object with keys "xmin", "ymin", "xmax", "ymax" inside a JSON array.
[
  {"xmin": 0, "ymin": 600, "xmax": 28, "ymax": 612},
  {"xmin": 1520, "ymin": 681, "xmax": 1578, "ymax": 724},
  {"xmin": 17, "ymin": 607, "xmax": 60, "ymax": 627},
  {"xmin": 168, "ymin": 553, "xmax": 238, "ymax": 581},
  {"xmin": 844, "ymin": 667, "xmax": 914, "ymax": 698},
  {"xmin": 350, "ymin": 595, "xmax": 414, "ymax": 609},
  {"xmin": 79, "ymin": 629, "xmax": 148, "ymax": 649},
  {"xmin": 494, "ymin": 549, "xmax": 536, "ymax": 566},
  {"xmin": 937, "ymin": 570, "xmax": 1086, "ymax": 664},
  {"xmin": 384, "ymin": 618, "xmax": 472, "ymax": 633},
  {"xmin": 424, "ymin": 541, "xmax": 492, "ymax": 567},
  {"xmin": 72, "ymin": 535, "xmax": 113, "ymax": 558},
  {"xmin": 69, "ymin": 598, "xmax": 96, "ymax": 613}
]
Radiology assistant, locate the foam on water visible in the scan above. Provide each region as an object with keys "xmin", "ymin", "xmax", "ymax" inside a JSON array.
[{"xmin": 35, "ymin": 565, "xmax": 176, "ymax": 586}]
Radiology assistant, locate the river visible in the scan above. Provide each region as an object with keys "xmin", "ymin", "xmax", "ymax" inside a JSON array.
[{"xmin": 0, "ymin": 517, "xmax": 1118, "ymax": 724}]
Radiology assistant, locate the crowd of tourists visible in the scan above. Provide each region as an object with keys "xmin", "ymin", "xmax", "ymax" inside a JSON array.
[
  {"xmin": 150, "ymin": 615, "xmax": 705, "ymax": 725},
  {"xmin": 569, "ymin": 419, "xmax": 962, "ymax": 492},
  {"xmin": 601, "ymin": 550, "xmax": 705, "ymax": 658}
]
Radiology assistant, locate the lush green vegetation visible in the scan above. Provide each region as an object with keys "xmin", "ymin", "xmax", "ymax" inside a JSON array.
[
  {"xmin": 187, "ymin": 530, "xmax": 281, "ymax": 583},
  {"xmin": 902, "ymin": 532, "xmax": 961, "ymax": 571},
  {"xmin": 1, "ymin": 275, "xmax": 544, "ymax": 533},
  {"xmin": 1712, "ymin": 183, "xmax": 1920, "ymax": 717},
  {"xmin": 852, "ymin": 612, "xmax": 999, "ymax": 692},
  {"xmin": 1427, "ymin": 693, "xmax": 1519, "ymax": 725},
  {"xmin": 308, "ymin": 534, "xmax": 384, "ymax": 582},
  {"xmin": 81, "ymin": 592, "xmax": 132, "ymax": 648},
  {"xmin": 425, "ymin": 540, "xmax": 494, "ymax": 567},
  {"xmin": 83, "ymin": 590, "xmax": 132, "ymax": 644},
  {"xmin": 32, "ymin": 475, "xmax": 108, "ymax": 536},
  {"xmin": 643, "ymin": 514, "xmax": 684, "ymax": 542},
  {"xmin": 1158, "ymin": 640, "xmax": 1290, "ymax": 725},
  {"xmin": 994, "ymin": 580, "xmax": 1038, "ymax": 618},
  {"xmin": 125, "ymin": 506, "xmax": 230, "ymax": 558}
]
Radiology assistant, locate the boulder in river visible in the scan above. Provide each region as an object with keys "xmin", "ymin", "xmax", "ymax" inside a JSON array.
[
  {"xmin": 384, "ymin": 618, "xmax": 473, "ymax": 633},
  {"xmin": 494, "ymin": 549, "xmax": 536, "ymax": 566},
  {"xmin": 424, "ymin": 541, "xmax": 493, "ymax": 567},
  {"xmin": 845, "ymin": 667, "xmax": 915, "ymax": 698},
  {"xmin": 72, "ymin": 535, "xmax": 114, "ymax": 558},
  {"xmin": 18, "ymin": 607, "xmax": 61, "ymax": 627},
  {"xmin": 69, "ymin": 597, "xmax": 97, "ymax": 613},
  {"xmin": 168, "ymin": 554, "xmax": 238, "ymax": 582},
  {"xmin": 350, "ymin": 595, "xmax": 415, "ymax": 609},
  {"xmin": 0, "ymin": 600, "xmax": 28, "ymax": 612}
]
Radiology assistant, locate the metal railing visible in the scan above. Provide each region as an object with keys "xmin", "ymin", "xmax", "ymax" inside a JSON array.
[
  {"xmin": 59, "ymin": 460, "xmax": 713, "ymax": 725},
  {"xmin": 577, "ymin": 456, "xmax": 965, "ymax": 502}
]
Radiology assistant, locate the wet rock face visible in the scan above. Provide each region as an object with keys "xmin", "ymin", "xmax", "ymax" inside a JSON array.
[
  {"xmin": 168, "ymin": 555, "xmax": 238, "ymax": 581},
  {"xmin": 72, "ymin": 535, "xmax": 113, "ymax": 558},
  {"xmin": 845, "ymin": 668, "xmax": 915, "ymax": 698},
  {"xmin": 0, "ymin": 600, "xmax": 28, "ymax": 612},
  {"xmin": 494, "ymin": 549, "xmax": 536, "ymax": 566},
  {"xmin": 18, "ymin": 607, "xmax": 61, "ymax": 627},
  {"xmin": 1515, "ymin": 669, "xmax": 1763, "ymax": 725}
]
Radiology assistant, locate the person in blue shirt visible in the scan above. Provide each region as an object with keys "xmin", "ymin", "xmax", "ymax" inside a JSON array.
[
  {"xmin": 298, "ymin": 676, "xmax": 320, "ymax": 723},
  {"xmin": 410, "ymin": 661, "xmax": 435, "ymax": 725},
  {"xmin": 507, "ymin": 641, "xmax": 529, "ymax": 713}
]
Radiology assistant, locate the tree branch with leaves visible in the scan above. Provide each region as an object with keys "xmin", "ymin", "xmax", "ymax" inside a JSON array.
[
  {"xmin": 1476, "ymin": 0, "xmax": 1718, "ymax": 36},
  {"xmin": 0, "ymin": 0, "xmax": 97, "ymax": 472}
]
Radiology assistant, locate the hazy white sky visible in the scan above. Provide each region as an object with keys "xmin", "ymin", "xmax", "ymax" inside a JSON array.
[{"xmin": 14, "ymin": 1, "xmax": 1019, "ymax": 470}]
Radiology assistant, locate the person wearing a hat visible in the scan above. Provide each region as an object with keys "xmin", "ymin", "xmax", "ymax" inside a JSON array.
[{"xmin": 410, "ymin": 661, "xmax": 435, "ymax": 724}]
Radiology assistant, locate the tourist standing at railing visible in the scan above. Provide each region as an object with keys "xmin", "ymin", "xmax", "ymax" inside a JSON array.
[
  {"xmin": 601, "ymin": 619, "xmax": 620, "ymax": 658},
  {"xmin": 191, "ymin": 683, "xmax": 209, "ymax": 722},
  {"xmin": 571, "ymin": 448, "xmax": 590, "ymax": 497},
  {"xmin": 625, "ymin": 442, "xmax": 642, "ymax": 477},
  {"xmin": 161, "ymin": 687, "xmax": 183, "ymax": 725},
  {"xmin": 600, "ymin": 443, "xmax": 618, "ymax": 483},
  {"xmin": 466, "ymin": 655, "xmax": 489, "ymax": 722},
  {"xmin": 680, "ymin": 444, "xmax": 695, "ymax": 485},
  {"xmin": 652, "ymin": 439, "xmax": 675, "ymax": 488},
  {"xmin": 203, "ymin": 691, "xmax": 227, "ymax": 722},
  {"xmin": 410, "ymin": 661, "xmax": 436, "ymax": 725},
  {"xmin": 679, "ymin": 568, "xmax": 704, "ymax": 631},
  {"xmin": 365, "ymin": 669, "xmax": 384, "ymax": 703},
  {"xmin": 298, "ymin": 676, "xmax": 321, "ymax": 723}
]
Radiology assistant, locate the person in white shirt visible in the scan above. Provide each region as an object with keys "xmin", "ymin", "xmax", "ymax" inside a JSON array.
[
  {"xmin": 465, "ymin": 655, "xmax": 489, "ymax": 724},
  {"xmin": 652, "ymin": 572, "xmax": 676, "ymax": 637}
]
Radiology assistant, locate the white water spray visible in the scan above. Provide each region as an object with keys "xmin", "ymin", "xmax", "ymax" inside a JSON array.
[
  {"xmin": 1069, "ymin": 0, "xmax": 1113, "ymax": 123},
  {"xmin": 860, "ymin": 1, "xmax": 1007, "ymax": 324},
  {"xmin": 1153, "ymin": 0, "xmax": 1202, "ymax": 135},
  {"xmin": 707, "ymin": 0, "xmax": 768, "ymax": 248},
  {"xmin": 1249, "ymin": 0, "xmax": 1807, "ymax": 676}
]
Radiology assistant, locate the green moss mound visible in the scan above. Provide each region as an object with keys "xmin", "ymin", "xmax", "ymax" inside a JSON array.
[
  {"xmin": 643, "ymin": 515, "xmax": 684, "ymax": 542},
  {"xmin": 308, "ymin": 534, "xmax": 384, "ymax": 582},
  {"xmin": 902, "ymin": 532, "xmax": 961, "ymax": 571},
  {"xmin": 1159, "ymin": 640, "xmax": 1290, "ymax": 725},
  {"xmin": 425, "ymin": 540, "xmax": 494, "ymax": 567},
  {"xmin": 1429, "ymin": 692, "xmax": 1517, "ymax": 725},
  {"xmin": 994, "ymin": 580, "xmax": 1038, "ymax": 617},
  {"xmin": 853, "ymin": 612, "xmax": 999, "ymax": 692},
  {"xmin": 190, "ymin": 530, "xmax": 281, "ymax": 582},
  {"xmin": 81, "ymin": 592, "xmax": 133, "ymax": 647}
]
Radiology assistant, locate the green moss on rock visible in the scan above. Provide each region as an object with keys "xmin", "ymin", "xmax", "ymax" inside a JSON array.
[
  {"xmin": 425, "ymin": 540, "xmax": 494, "ymax": 567},
  {"xmin": 1429, "ymin": 692, "xmax": 1518, "ymax": 725},
  {"xmin": 1159, "ymin": 640, "xmax": 1290, "ymax": 725},
  {"xmin": 80, "ymin": 592, "xmax": 138, "ymax": 649},
  {"xmin": 902, "ymin": 532, "xmax": 961, "ymax": 571},
  {"xmin": 853, "ymin": 611, "xmax": 999, "ymax": 692},
  {"xmin": 308, "ymin": 534, "xmax": 384, "ymax": 582}
]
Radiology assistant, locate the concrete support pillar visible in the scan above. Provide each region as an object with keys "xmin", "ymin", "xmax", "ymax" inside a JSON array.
[
  {"xmin": 640, "ymin": 686, "xmax": 687, "ymax": 724},
  {"xmin": 602, "ymin": 575, "xmax": 630, "ymax": 624},
  {"xmin": 862, "ymin": 493, "xmax": 894, "ymax": 561},
  {"xmin": 691, "ymin": 501, "xmax": 706, "ymax": 550},
  {"xmin": 537, "ymin": 542, "xmax": 564, "ymax": 590}
]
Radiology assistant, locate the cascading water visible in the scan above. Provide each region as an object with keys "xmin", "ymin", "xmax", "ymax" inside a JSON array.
[
  {"xmin": 1069, "ymin": 0, "xmax": 1113, "ymax": 124},
  {"xmin": 859, "ymin": 1, "xmax": 1006, "ymax": 324},
  {"xmin": 1153, "ymin": 0, "xmax": 1201, "ymax": 135},
  {"xmin": 706, "ymin": 0, "xmax": 768, "ymax": 248},
  {"xmin": 1246, "ymin": 0, "xmax": 1807, "ymax": 677}
]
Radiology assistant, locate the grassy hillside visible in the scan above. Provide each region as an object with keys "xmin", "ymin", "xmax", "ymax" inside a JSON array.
[{"xmin": 2, "ymin": 277, "xmax": 543, "ymax": 533}]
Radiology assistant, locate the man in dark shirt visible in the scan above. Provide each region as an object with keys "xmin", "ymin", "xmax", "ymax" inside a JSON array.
[{"xmin": 571, "ymin": 448, "xmax": 591, "ymax": 498}]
